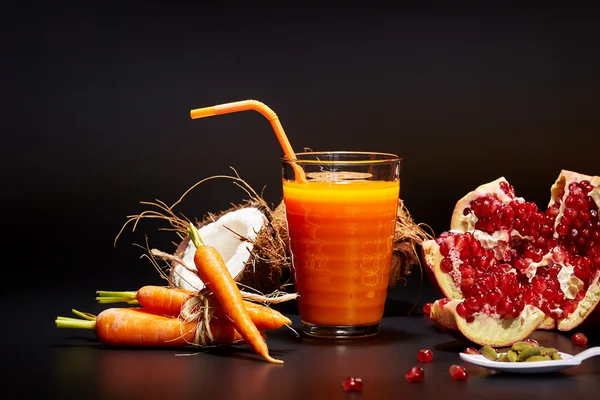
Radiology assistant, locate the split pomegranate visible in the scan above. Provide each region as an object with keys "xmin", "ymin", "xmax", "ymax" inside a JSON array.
[
  {"xmin": 571, "ymin": 332, "xmax": 588, "ymax": 345},
  {"xmin": 405, "ymin": 367, "xmax": 424, "ymax": 383},
  {"xmin": 417, "ymin": 349, "xmax": 434, "ymax": 363},
  {"xmin": 449, "ymin": 365, "xmax": 468, "ymax": 381},
  {"xmin": 424, "ymin": 170, "xmax": 600, "ymax": 345},
  {"xmin": 342, "ymin": 377, "xmax": 363, "ymax": 392}
]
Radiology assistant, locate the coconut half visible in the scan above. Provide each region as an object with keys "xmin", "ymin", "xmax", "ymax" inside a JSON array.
[
  {"xmin": 172, "ymin": 206, "xmax": 264, "ymax": 290},
  {"xmin": 168, "ymin": 202, "xmax": 291, "ymax": 296}
]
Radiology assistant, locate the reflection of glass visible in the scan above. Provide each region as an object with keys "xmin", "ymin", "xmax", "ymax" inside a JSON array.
[{"xmin": 282, "ymin": 152, "xmax": 401, "ymax": 338}]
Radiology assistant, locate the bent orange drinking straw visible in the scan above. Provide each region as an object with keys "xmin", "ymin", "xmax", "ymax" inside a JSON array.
[{"xmin": 190, "ymin": 99, "xmax": 305, "ymax": 181}]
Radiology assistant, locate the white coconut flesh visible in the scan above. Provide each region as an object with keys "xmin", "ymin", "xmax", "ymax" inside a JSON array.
[{"xmin": 172, "ymin": 207, "xmax": 268, "ymax": 291}]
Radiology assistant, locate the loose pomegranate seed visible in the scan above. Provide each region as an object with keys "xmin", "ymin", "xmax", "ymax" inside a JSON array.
[
  {"xmin": 462, "ymin": 347, "xmax": 479, "ymax": 355},
  {"xmin": 342, "ymin": 377, "xmax": 363, "ymax": 392},
  {"xmin": 417, "ymin": 349, "xmax": 434, "ymax": 363},
  {"xmin": 523, "ymin": 338, "xmax": 540, "ymax": 346},
  {"xmin": 449, "ymin": 365, "xmax": 468, "ymax": 381},
  {"xmin": 405, "ymin": 367, "xmax": 424, "ymax": 383},
  {"xmin": 423, "ymin": 302, "xmax": 433, "ymax": 315},
  {"xmin": 572, "ymin": 332, "xmax": 588, "ymax": 345}
]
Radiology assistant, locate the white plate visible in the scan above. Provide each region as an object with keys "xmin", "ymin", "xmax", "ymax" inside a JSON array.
[{"xmin": 459, "ymin": 347, "xmax": 600, "ymax": 374}]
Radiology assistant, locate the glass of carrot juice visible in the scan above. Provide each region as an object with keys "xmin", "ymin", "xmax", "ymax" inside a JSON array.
[{"xmin": 281, "ymin": 151, "xmax": 401, "ymax": 338}]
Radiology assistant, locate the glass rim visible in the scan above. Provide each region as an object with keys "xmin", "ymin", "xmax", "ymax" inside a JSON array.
[{"xmin": 281, "ymin": 151, "xmax": 402, "ymax": 164}]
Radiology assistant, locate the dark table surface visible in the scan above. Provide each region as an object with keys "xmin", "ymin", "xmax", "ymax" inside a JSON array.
[{"xmin": 4, "ymin": 279, "xmax": 600, "ymax": 400}]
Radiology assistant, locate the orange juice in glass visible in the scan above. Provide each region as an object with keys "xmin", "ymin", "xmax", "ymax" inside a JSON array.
[{"xmin": 281, "ymin": 152, "xmax": 401, "ymax": 338}]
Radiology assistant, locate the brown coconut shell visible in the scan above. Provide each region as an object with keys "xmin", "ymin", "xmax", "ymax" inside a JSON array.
[{"xmin": 169, "ymin": 200, "xmax": 292, "ymax": 296}]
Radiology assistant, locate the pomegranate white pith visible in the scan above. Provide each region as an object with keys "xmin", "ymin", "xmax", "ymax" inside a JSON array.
[
  {"xmin": 424, "ymin": 169, "xmax": 600, "ymax": 341},
  {"xmin": 430, "ymin": 299, "xmax": 545, "ymax": 347}
]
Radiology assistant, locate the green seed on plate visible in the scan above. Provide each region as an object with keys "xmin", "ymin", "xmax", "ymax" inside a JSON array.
[
  {"xmin": 480, "ymin": 345, "xmax": 498, "ymax": 361},
  {"xmin": 517, "ymin": 346, "xmax": 541, "ymax": 361},
  {"xmin": 525, "ymin": 355, "xmax": 551, "ymax": 362},
  {"xmin": 511, "ymin": 342, "xmax": 533, "ymax": 352},
  {"xmin": 539, "ymin": 347, "xmax": 558, "ymax": 356},
  {"xmin": 507, "ymin": 350, "xmax": 518, "ymax": 362}
]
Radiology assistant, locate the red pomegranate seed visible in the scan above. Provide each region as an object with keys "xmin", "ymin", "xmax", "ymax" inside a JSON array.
[
  {"xmin": 573, "ymin": 265, "xmax": 591, "ymax": 282},
  {"xmin": 342, "ymin": 377, "xmax": 363, "ymax": 392},
  {"xmin": 440, "ymin": 242, "xmax": 451, "ymax": 256},
  {"xmin": 523, "ymin": 338, "xmax": 540, "ymax": 346},
  {"xmin": 456, "ymin": 302, "xmax": 472, "ymax": 320},
  {"xmin": 496, "ymin": 298, "xmax": 512, "ymax": 316},
  {"xmin": 465, "ymin": 296, "xmax": 481, "ymax": 312},
  {"xmin": 405, "ymin": 367, "xmax": 424, "ymax": 383},
  {"xmin": 572, "ymin": 332, "xmax": 588, "ymax": 345},
  {"xmin": 562, "ymin": 299, "xmax": 578, "ymax": 318},
  {"xmin": 556, "ymin": 223, "xmax": 569, "ymax": 236},
  {"xmin": 449, "ymin": 365, "xmax": 468, "ymax": 381},
  {"xmin": 423, "ymin": 302, "xmax": 433, "ymax": 315},
  {"xmin": 417, "ymin": 349, "xmax": 434, "ymax": 363},
  {"xmin": 440, "ymin": 258, "xmax": 453, "ymax": 273},
  {"xmin": 531, "ymin": 275, "xmax": 547, "ymax": 294},
  {"xmin": 462, "ymin": 347, "xmax": 479, "ymax": 355},
  {"xmin": 550, "ymin": 245, "xmax": 567, "ymax": 262},
  {"xmin": 499, "ymin": 181, "xmax": 516, "ymax": 198},
  {"xmin": 512, "ymin": 297, "xmax": 525, "ymax": 313}
]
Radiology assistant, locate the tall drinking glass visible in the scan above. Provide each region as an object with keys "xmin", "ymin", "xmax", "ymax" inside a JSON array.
[{"xmin": 281, "ymin": 152, "xmax": 401, "ymax": 338}]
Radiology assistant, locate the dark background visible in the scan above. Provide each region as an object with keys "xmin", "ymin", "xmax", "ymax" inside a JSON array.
[
  {"xmin": 4, "ymin": 3, "xmax": 599, "ymax": 296},
  {"xmin": 3, "ymin": 3, "xmax": 600, "ymax": 399}
]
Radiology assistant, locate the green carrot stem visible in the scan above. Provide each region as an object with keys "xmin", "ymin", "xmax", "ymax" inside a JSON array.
[
  {"xmin": 96, "ymin": 290, "xmax": 139, "ymax": 304},
  {"xmin": 55, "ymin": 309, "xmax": 97, "ymax": 329},
  {"xmin": 55, "ymin": 318, "xmax": 96, "ymax": 330},
  {"xmin": 187, "ymin": 222, "xmax": 205, "ymax": 248},
  {"xmin": 71, "ymin": 309, "xmax": 97, "ymax": 320}
]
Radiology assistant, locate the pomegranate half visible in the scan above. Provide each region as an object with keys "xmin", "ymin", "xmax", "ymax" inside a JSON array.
[{"xmin": 423, "ymin": 169, "xmax": 600, "ymax": 343}]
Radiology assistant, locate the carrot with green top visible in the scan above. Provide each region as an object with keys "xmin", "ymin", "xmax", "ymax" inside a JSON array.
[
  {"xmin": 97, "ymin": 286, "xmax": 194, "ymax": 318},
  {"xmin": 96, "ymin": 285, "xmax": 292, "ymax": 330},
  {"xmin": 187, "ymin": 223, "xmax": 283, "ymax": 364},
  {"xmin": 55, "ymin": 308, "xmax": 244, "ymax": 347}
]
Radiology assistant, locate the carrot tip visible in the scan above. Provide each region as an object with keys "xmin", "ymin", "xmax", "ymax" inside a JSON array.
[{"xmin": 265, "ymin": 355, "xmax": 284, "ymax": 364}]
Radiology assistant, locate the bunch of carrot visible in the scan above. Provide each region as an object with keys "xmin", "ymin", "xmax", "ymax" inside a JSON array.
[{"xmin": 56, "ymin": 224, "xmax": 289, "ymax": 364}]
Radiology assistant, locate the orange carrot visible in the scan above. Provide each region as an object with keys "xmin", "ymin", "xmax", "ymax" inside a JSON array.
[
  {"xmin": 97, "ymin": 286, "xmax": 194, "ymax": 317},
  {"xmin": 188, "ymin": 223, "xmax": 283, "ymax": 364},
  {"xmin": 214, "ymin": 301, "xmax": 292, "ymax": 331},
  {"xmin": 55, "ymin": 308, "xmax": 243, "ymax": 347},
  {"xmin": 96, "ymin": 286, "xmax": 292, "ymax": 330}
]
